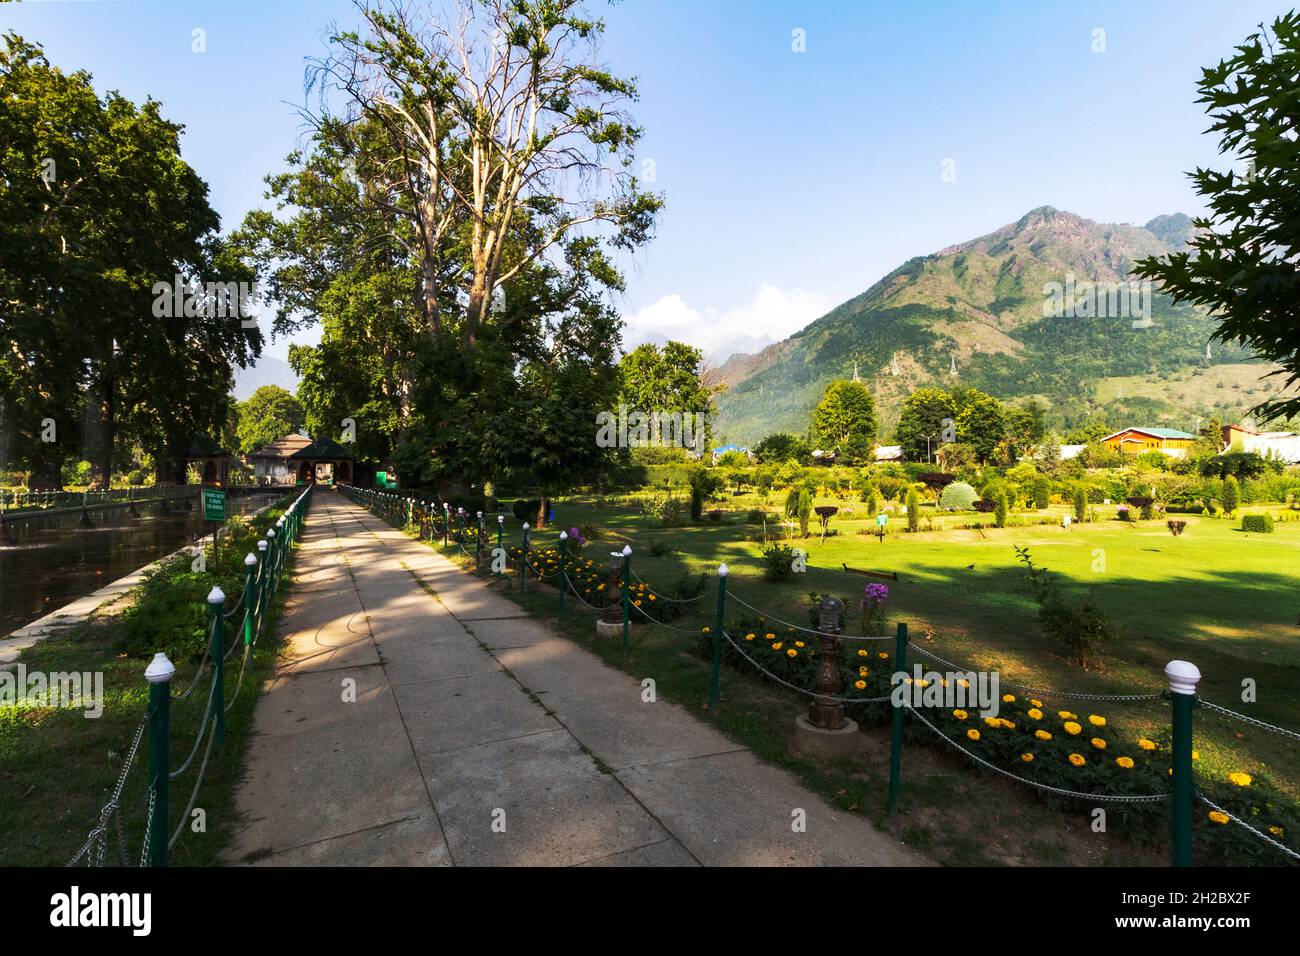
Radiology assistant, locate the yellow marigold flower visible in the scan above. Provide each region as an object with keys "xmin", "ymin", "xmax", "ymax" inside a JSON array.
[
  {"xmin": 1058, "ymin": 710, "xmax": 1077, "ymax": 720},
  {"xmin": 1068, "ymin": 753, "xmax": 1086, "ymax": 767},
  {"xmin": 859, "ymin": 667, "xmax": 869, "ymax": 676},
  {"xmin": 1228, "ymin": 772, "xmax": 1252, "ymax": 787},
  {"xmin": 998, "ymin": 718, "xmax": 1016, "ymax": 729},
  {"xmin": 771, "ymin": 642, "xmax": 783, "ymax": 651},
  {"xmin": 1035, "ymin": 729, "xmax": 1052, "ymax": 741},
  {"xmin": 966, "ymin": 729, "xmax": 980, "ymax": 741},
  {"xmin": 1088, "ymin": 715, "xmax": 1106, "ymax": 727},
  {"xmin": 786, "ymin": 648, "xmax": 797, "ymax": 658},
  {"xmin": 745, "ymin": 633, "xmax": 755, "ymax": 641},
  {"xmin": 1116, "ymin": 756, "xmax": 1135, "ymax": 769},
  {"xmin": 958, "ymin": 678, "xmax": 970, "ymax": 688},
  {"xmin": 857, "ymin": 649, "xmax": 868, "ymax": 657},
  {"xmin": 795, "ymin": 641, "xmax": 805, "ymax": 648},
  {"xmin": 701, "ymin": 626, "xmax": 710, "ymax": 633},
  {"xmin": 1091, "ymin": 737, "xmax": 1106, "ymax": 750},
  {"xmin": 1030, "ymin": 699, "xmax": 1043, "ymax": 708},
  {"xmin": 879, "ymin": 652, "xmax": 889, "ymax": 660},
  {"xmin": 1002, "ymin": 694, "xmax": 1015, "ymax": 703},
  {"xmin": 1021, "ymin": 753, "xmax": 1034, "ymax": 763},
  {"xmin": 648, "ymin": 594, "xmax": 656, "ymax": 601},
  {"xmin": 1063, "ymin": 721, "xmax": 1082, "ymax": 736},
  {"xmin": 1208, "ymin": 811, "xmax": 1230, "ymax": 825},
  {"xmin": 952, "ymin": 709, "xmax": 968, "ymax": 720},
  {"xmin": 1193, "ymin": 750, "xmax": 1200, "ymax": 760},
  {"xmin": 1269, "ymin": 826, "xmax": 1285, "ymax": 837},
  {"xmin": 1137, "ymin": 738, "xmax": 1157, "ymax": 751},
  {"xmin": 854, "ymin": 680, "xmax": 867, "ymax": 690},
  {"xmin": 940, "ymin": 678, "xmax": 949, "ymax": 687},
  {"xmin": 1027, "ymin": 708, "xmax": 1043, "ymax": 720},
  {"xmin": 633, "ymin": 600, "xmax": 642, "ymax": 607},
  {"xmin": 765, "ymin": 633, "xmax": 776, "ymax": 640}
]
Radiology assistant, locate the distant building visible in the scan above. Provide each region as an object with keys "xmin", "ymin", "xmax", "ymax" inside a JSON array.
[
  {"xmin": 1222, "ymin": 424, "xmax": 1300, "ymax": 464},
  {"xmin": 245, "ymin": 433, "xmax": 311, "ymax": 484},
  {"xmin": 873, "ymin": 445, "xmax": 903, "ymax": 462},
  {"xmin": 1101, "ymin": 427, "xmax": 1196, "ymax": 458},
  {"xmin": 1058, "ymin": 444, "xmax": 1086, "ymax": 461}
]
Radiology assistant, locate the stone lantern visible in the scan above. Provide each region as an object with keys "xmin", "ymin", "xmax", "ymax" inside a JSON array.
[{"xmin": 793, "ymin": 594, "xmax": 860, "ymax": 758}]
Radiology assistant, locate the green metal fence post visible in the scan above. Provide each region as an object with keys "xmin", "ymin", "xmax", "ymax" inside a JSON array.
[
  {"xmin": 243, "ymin": 553, "xmax": 257, "ymax": 647},
  {"xmin": 256, "ymin": 538, "xmax": 269, "ymax": 629},
  {"xmin": 558, "ymin": 531, "xmax": 568, "ymax": 618},
  {"xmin": 443, "ymin": 503, "xmax": 450, "ymax": 547},
  {"xmin": 496, "ymin": 514, "xmax": 504, "ymax": 551},
  {"xmin": 620, "ymin": 544, "xmax": 631, "ymax": 652},
  {"xmin": 887, "ymin": 621, "xmax": 909, "ymax": 815},
  {"xmin": 1167, "ymin": 659, "xmax": 1201, "ymax": 866},
  {"xmin": 519, "ymin": 522, "xmax": 530, "ymax": 591},
  {"xmin": 476, "ymin": 511, "xmax": 484, "ymax": 569},
  {"xmin": 144, "ymin": 652, "xmax": 175, "ymax": 867},
  {"xmin": 708, "ymin": 563, "xmax": 728, "ymax": 709},
  {"xmin": 208, "ymin": 586, "xmax": 226, "ymax": 750}
]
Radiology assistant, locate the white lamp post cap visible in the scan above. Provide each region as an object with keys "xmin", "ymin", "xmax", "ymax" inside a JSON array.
[
  {"xmin": 245, "ymin": 553, "xmax": 257, "ymax": 566},
  {"xmin": 258, "ymin": 539, "xmax": 268, "ymax": 551},
  {"xmin": 144, "ymin": 652, "xmax": 176, "ymax": 684},
  {"xmin": 207, "ymin": 586, "xmax": 225, "ymax": 604},
  {"xmin": 522, "ymin": 522, "xmax": 530, "ymax": 530},
  {"xmin": 622, "ymin": 544, "xmax": 632, "ymax": 556},
  {"xmin": 717, "ymin": 563, "xmax": 730, "ymax": 577},
  {"xmin": 498, "ymin": 515, "xmax": 504, "ymax": 523},
  {"xmin": 1164, "ymin": 660, "xmax": 1202, "ymax": 695},
  {"xmin": 267, "ymin": 528, "xmax": 276, "ymax": 538},
  {"xmin": 559, "ymin": 531, "xmax": 568, "ymax": 540}
]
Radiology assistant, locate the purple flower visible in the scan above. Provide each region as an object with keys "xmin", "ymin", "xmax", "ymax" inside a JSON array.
[{"xmin": 859, "ymin": 582, "xmax": 889, "ymax": 611}]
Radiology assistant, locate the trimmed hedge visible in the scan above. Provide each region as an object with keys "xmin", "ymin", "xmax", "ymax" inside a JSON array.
[{"xmin": 1241, "ymin": 514, "xmax": 1274, "ymax": 533}]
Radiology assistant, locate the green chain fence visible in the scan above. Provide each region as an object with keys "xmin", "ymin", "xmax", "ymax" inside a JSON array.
[
  {"xmin": 339, "ymin": 483, "xmax": 1300, "ymax": 867},
  {"xmin": 65, "ymin": 483, "xmax": 313, "ymax": 868}
]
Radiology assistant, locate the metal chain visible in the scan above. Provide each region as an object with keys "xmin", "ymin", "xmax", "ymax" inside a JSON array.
[
  {"xmin": 170, "ymin": 648, "xmax": 212, "ymax": 701},
  {"xmin": 721, "ymin": 630, "xmax": 893, "ymax": 703},
  {"xmin": 726, "ymin": 590, "xmax": 893, "ymax": 642},
  {"xmin": 561, "ymin": 571, "xmax": 612, "ymax": 612},
  {"xmin": 628, "ymin": 597, "xmax": 702, "ymax": 635},
  {"xmin": 170, "ymin": 715, "xmax": 218, "ymax": 850},
  {"xmin": 66, "ymin": 715, "xmax": 147, "ymax": 866},
  {"xmin": 138, "ymin": 786, "xmax": 156, "ymax": 867},
  {"xmin": 906, "ymin": 642, "xmax": 1162, "ymax": 702},
  {"xmin": 225, "ymin": 644, "xmax": 252, "ymax": 713},
  {"xmin": 906, "ymin": 704, "xmax": 1170, "ymax": 803},
  {"xmin": 1196, "ymin": 792, "xmax": 1300, "ymax": 861},
  {"xmin": 170, "ymin": 672, "xmax": 218, "ymax": 778},
  {"xmin": 629, "ymin": 569, "xmax": 710, "ymax": 604},
  {"xmin": 1197, "ymin": 699, "xmax": 1300, "ymax": 742}
]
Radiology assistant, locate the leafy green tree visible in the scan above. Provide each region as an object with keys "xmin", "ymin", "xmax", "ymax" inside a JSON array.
[
  {"xmin": 1073, "ymin": 484, "xmax": 1088, "ymax": 523},
  {"xmin": 753, "ymin": 432, "xmax": 809, "ymax": 464},
  {"xmin": 994, "ymin": 491, "xmax": 1009, "ymax": 528},
  {"xmin": 1133, "ymin": 13, "xmax": 1300, "ymax": 422},
  {"xmin": 953, "ymin": 389, "xmax": 1006, "ymax": 464},
  {"xmin": 235, "ymin": 386, "xmax": 305, "ymax": 454},
  {"xmin": 809, "ymin": 379, "xmax": 877, "ymax": 464},
  {"xmin": 617, "ymin": 341, "xmax": 719, "ymax": 451},
  {"xmin": 893, "ymin": 387, "xmax": 958, "ymax": 463},
  {"xmin": 796, "ymin": 487, "xmax": 812, "ymax": 537},
  {"xmin": 905, "ymin": 486, "xmax": 920, "ymax": 531},
  {"xmin": 1221, "ymin": 475, "xmax": 1240, "ymax": 514}
]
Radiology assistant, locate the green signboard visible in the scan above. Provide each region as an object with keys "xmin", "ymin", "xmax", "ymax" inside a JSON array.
[
  {"xmin": 876, "ymin": 513, "xmax": 888, "ymax": 527},
  {"xmin": 202, "ymin": 487, "xmax": 227, "ymax": 522}
]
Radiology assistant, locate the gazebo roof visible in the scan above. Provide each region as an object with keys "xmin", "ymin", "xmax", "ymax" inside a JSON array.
[
  {"xmin": 290, "ymin": 437, "xmax": 355, "ymax": 460},
  {"xmin": 248, "ymin": 433, "xmax": 312, "ymax": 459}
]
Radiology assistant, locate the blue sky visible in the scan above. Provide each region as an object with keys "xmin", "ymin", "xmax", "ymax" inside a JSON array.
[{"xmin": 5, "ymin": 0, "xmax": 1293, "ymax": 375}]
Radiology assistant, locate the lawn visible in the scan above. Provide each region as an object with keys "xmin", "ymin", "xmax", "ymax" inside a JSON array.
[{"xmin": 503, "ymin": 492, "xmax": 1300, "ymax": 803}]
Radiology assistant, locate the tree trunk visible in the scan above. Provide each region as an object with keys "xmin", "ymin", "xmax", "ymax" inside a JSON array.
[
  {"xmin": 535, "ymin": 493, "xmax": 548, "ymax": 529},
  {"xmin": 84, "ymin": 375, "xmax": 115, "ymax": 490}
]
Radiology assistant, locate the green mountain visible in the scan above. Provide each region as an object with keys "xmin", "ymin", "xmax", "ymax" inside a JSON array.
[{"xmin": 714, "ymin": 207, "xmax": 1279, "ymax": 444}]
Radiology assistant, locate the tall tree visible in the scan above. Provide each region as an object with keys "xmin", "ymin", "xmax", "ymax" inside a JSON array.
[
  {"xmin": 235, "ymin": 385, "xmax": 306, "ymax": 454},
  {"xmin": 309, "ymin": 0, "xmax": 661, "ymax": 346},
  {"xmin": 953, "ymin": 388, "xmax": 1006, "ymax": 464},
  {"xmin": 1134, "ymin": 13, "xmax": 1300, "ymax": 422},
  {"xmin": 617, "ymin": 341, "xmax": 719, "ymax": 447},
  {"xmin": 809, "ymin": 379, "xmax": 877, "ymax": 464},
  {"xmin": 894, "ymin": 387, "xmax": 958, "ymax": 462}
]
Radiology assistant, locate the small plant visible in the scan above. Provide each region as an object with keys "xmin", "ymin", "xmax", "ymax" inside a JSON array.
[
  {"xmin": 905, "ymin": 486, "xmax": 920, "ymax": 532},
  {"xmin": 1166, "ymin": 519, "xmax": 1187, "ymax": 537},
  {"xmin": 761, "ymin": 542, "xmax": 796, "ymax": 582},
  {"xmin": 1222, "ymin": 475, "xmax": 1240, "ymax": 515},
  {"xmin": 796, "ymin": 488, "xmax": 812, "ymax": 537},
  {"xmin": 1072, "ymin": 484, "xmax": 1088, "ymax": 523},
  {"xmin": 938, "ymin": 481, "xmax": 977, "ymax": 511},
  {"xmin": 994, "ymin": 492, "xmax": 1008, "ymax": 528},
  {"xmin": 857, "ymin": 582, "xmax": 889, "ymax": 635},
  {"xmin": 1014, "ymin": 545, "xmax": 1116, "ymax": 669}
]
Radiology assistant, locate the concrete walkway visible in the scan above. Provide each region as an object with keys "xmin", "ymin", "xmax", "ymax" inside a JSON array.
[{"xmin": 224, "ymin": 489, "xmax": 925, "ymax": 867}]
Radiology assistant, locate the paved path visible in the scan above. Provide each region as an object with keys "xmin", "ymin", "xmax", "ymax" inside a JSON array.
[{"xmin": 224, "ymin": 489, "xmax": 925, "ymax": 867}]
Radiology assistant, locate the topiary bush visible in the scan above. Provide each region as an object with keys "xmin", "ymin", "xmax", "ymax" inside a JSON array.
[
  {"xmin": 1241, "ymin": 514, "xmax": 1274, "ymax": 533},
  {"xmin": 938, "ymin": 481, "xmax": 977, "ymax": 511}
]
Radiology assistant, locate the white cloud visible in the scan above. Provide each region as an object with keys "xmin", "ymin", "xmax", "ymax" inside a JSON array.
[{"xmin": 624, "ymin": 284, "xmax": 830, "ymax": 363}]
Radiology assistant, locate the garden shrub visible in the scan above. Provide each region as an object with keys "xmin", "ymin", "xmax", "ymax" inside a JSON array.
[
  {"xmin": 905, "ymin": 487, "xmax": 919, "ymax": 531},
  {"xmin": 1015, "ymin": 546, "xmax": 1116, "ymax": 668},
  {"xmin": 761, "ymin": 542, "xmax": 796, "ymax": 582},
  {"xmin": 1221, "ymin": 475, "xmax": 1241, "ymax": 514},
  {"xmin": 796, "ymin": 488, "xmax": 811, "ymax": 537},
  {"xmin": 1072, "ymin": 484, "xmax": 1088, "ymax": 522},
  {"xmin": 1241, "ymin": 514, "xmax": 1274, "ymax": 533},
  {"xmin": 994, "ymin": 492, "xmax": 1008, "ymax": 528},
  {"xmin": 938, "ymin": 481, "xmax": 977, "ymax": 510}
]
